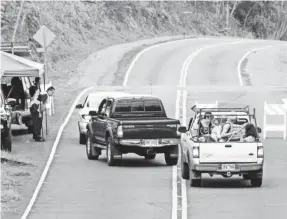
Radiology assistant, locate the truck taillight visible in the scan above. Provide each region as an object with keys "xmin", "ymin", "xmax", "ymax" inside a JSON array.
[
  {"xmin": 192, "ymin": 146, "xmax": 199, "ymax": 158},
  {"xmin": 117, "ymin": 125, "xmax": 123, "ymax": 138},
  {"xmin": 176, "ymin": 124, "xmax": 181, "ymax": 136},
  {"xmin": 257, "ymin": 146, "xmax": 264, "ymax": 158}
]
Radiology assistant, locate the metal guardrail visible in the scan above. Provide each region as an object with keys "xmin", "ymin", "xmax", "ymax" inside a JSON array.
[{"xmin": 1, "ymin": 41, "xmax": 31, "ymax": 55}]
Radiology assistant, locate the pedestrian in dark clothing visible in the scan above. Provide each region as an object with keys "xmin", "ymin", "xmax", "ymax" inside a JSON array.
[
  {"xmin": 29, "ymin": 77, "xmax": 41, "ymax": 99},
  {"xmin": 29, "ymin": 88, "xmax": 47, "ymax": 142}
]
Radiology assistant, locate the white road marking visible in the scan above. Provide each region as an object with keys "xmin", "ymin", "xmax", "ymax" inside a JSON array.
[
  {"xmin": 21, "ymin": 86, "xmax": 95, "ymax": 219},
  {"xmin": 123, "ymin": 37, "xmax": 212, "ymax": 86},
  {"xmin": 237, "ymin": 46, "xmax": 272, "ymax": 86},
  {"xmin": 177, "ymin": 39, "xmax": 259, "ymax": 219}
]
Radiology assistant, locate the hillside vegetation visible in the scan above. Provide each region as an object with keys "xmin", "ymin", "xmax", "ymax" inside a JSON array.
[{"xmin": 1, "ymin": 1, "xmax": 286, "ymax": 81}]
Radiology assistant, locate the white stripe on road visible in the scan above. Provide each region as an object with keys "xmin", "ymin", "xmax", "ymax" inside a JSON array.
[
  {"xmin": 180, "ymin": 40, "xmax": 253, "ymax": 87},
  {"xmin": 123, "ymin": 37, "xmax": 212, "ymax": 87},
  {"xmin": 177, "ymin": 39, "xmax": 261, "ymax": 219},
  {"xmin": 20, "ymin": 86, "xmax": 95, "ymax": 219},
  {"xmin": 237, "ymin": 46, "xmax": 272, "ymax": 86}
]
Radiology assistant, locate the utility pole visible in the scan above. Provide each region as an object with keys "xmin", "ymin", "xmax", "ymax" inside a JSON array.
[
  {"xmin": 226, "ymin": 1, "xmax": 230, "ymax": 29},
  {"xmin": 33, "ymin": 25, "xmax": 56, "ymax": 137},
  {"xmin": 12, "ymin": 0, "xmax": 25, "ymax": 54},
  {"xmin": 42, "ymin": 29, "xmax": 48, "ymax": 136}
]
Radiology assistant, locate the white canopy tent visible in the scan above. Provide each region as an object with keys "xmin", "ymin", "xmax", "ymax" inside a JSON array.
[
  {"xmin": 0, "ymin": 51, "xmax": 53, "ymax": 137},
  {"xmin": 0, "ymin": 51, "xmax": 44, "ymax": 78}
]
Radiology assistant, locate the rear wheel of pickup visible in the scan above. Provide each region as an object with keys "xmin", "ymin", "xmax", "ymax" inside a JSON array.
[
  {"xmin": 164, "ymin": 145, "xmax": 179, "ymax": 166},
  {"xmin": 86, "ymin": 131, "xmax": 99, "ymax": 160},
  {"xmin": 190, "ymin": 170, "xmax": 201, "ymax": 187},
  {"xmin": 144, "ymin": 154, "xmax": 156, "ymax": 160},
  {"xmin": 107, "ymin": 137, "xmax": 119, "ymax": 166},
  {"xmin": 79, "ymin": 133, "xmax": 86, "ymax": 145},
  {"xmin": 250, "ymin": 178, "xmax": 262, "ymax": 187}
]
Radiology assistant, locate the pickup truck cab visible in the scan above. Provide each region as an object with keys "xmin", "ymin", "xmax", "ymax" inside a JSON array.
[
  {"xmin": 85, "ymin": 93, "xmax": 181, "ymax": 166},
  {"xmin": 178, "ymin": 106, "xmax": 264, "ymax": 187}
]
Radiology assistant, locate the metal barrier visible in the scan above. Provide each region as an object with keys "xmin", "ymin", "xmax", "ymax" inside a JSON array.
[
  {"xmin": 263, "ymin": 100, "xmax": 287, "ymax": 140},
  {"xmin": 1, "ymin": 41, "xmax": 31, "ymax": 55}
]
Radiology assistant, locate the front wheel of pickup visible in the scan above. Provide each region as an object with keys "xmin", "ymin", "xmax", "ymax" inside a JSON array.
[
  {"xmin": 86, "ymin": 131, "xmax": 99, "ymax": 160},
  {"xmin": 181, "ymin": 162, "xmax": 190, "ymax": 180},
  {"xmin": 79, "ymin": 133, "xmax": 87, "ymax": 145},
  {"xmin": 107, "ymin": 137, "xmax": 119, "ymax": 166},
  {"xmin": 250, "ymin": 178, "xmax": 263, "ymax": 187},
  {"xmin": 164, "ymin": 145, "xmax": 179, "ymax": 166}
]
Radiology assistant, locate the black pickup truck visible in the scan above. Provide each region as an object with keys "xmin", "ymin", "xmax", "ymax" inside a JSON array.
[{"xmin": 85, "ymin": 93, "xmax": 181, "ymax": 166}]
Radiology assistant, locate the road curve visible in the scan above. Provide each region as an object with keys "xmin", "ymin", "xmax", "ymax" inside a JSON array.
[{"xmin": 23, "ymin": 37, "xmax": 287, "ymax": 219}]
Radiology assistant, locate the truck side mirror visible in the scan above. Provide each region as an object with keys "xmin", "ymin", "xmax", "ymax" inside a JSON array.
[
  {"xmin": 257, "ymin": 127, "xmax": 262, "ymax": 133},
  {"xmin": 89, "ymin": 110, "xmax": 98, "ymax": 116},
  {"xmin": 75, "ymin": 103, "xmax": 83, "ymax": 109},
  {"xmin": 178, "ymin": 126, "xmax": 187, "ymax": 133}
]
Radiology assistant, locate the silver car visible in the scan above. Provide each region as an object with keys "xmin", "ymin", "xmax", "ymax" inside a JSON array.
[{"xmin": 75, "ymin": 91, "xmax": 129, "ymax": 144}]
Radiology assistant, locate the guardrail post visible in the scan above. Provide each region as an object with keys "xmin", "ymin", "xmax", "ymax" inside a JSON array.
[{"xmin": 263, "ymin": 101, "xmax": 287, "ymax": 140}]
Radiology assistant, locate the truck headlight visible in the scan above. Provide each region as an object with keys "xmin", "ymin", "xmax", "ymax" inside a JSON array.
[
  {"xmin": 192, "ymin": 146, "xmax": 199, "ymax": 158},
  {"xmin": 117, "ymin": 125, "xmax": 123, "ymax": 138}
]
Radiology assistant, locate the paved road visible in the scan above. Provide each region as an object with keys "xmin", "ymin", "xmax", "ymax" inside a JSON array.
[{"xmin": 26, "ymin": 38, "xmax": 287, "ymax": 219}]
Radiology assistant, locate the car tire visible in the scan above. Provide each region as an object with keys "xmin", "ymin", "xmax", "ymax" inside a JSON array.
[
  {"xmin": 181, "ymin": 162, "xmax": 190, "ymax": 180},
  {"xmin": 144, "ymin": 154, "xmax": 156, "ymax": 160},
  {"xmin": 250, "ymin": 178, "xmax": 262, "ymax": 187},
  {"xmin": 106, "ymin": 136, "xmax": 119, "ymax": 166},
  {"xmin": 190, "ymin": 170, "xmax": 201, "ymax": 187},
  {"xmin": 243, "ymin": 174, "xmax": 250, "ymax": 180},
  {"xmin": 86, "ymin": 131, "xmax": 99, "ymax": 160},
  {"xmin": 1, "ymin": 131, "xmax": 12, "ymax": 152},
  {"xmin": 79, "ymin": 133, "xmax": 86, "ymax": 145},
  {"xmin": 164, "ymin": 145, "xmax": 179, "ymax": 166}
]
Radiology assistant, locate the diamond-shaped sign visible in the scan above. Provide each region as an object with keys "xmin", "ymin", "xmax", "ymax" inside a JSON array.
[{"xmin": 33, "ymin": 25, "xmax": 56, "ymax": 47}]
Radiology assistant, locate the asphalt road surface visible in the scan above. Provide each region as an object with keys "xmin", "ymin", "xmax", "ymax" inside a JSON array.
[{"xmin": 25, "ymin": 38, "xmax": 287, "ymax": 219}]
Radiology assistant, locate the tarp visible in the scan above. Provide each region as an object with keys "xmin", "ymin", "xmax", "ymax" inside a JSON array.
[{"xmin": 0, "ymin": 51, "xmax": 44, "ymax": 78}]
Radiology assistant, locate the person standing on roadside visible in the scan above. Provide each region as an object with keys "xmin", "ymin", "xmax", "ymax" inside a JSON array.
[
  {"xmin": 29, "ymin": 77, "xmax": 41, "ymax": 99},
  {"xmin": 29, "ymin": 88, "xmax": 47, "ymax": 142}
]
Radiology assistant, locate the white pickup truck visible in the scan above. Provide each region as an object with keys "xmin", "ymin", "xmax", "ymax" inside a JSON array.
[{"xmin": 178, "ymin": 106, "xmax": 264, "ymax": 187}]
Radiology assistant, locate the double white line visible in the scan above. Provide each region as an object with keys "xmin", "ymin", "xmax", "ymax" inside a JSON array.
[{"xmin": 174, "ymin": 39, "xmax": 255, "ymax": 219}]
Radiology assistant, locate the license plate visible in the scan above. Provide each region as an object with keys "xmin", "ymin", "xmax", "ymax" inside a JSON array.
[
  {"xmin": 144, "ymin": 139, "xmax": 158, "ymax": 146},
  {"xmin": 221, "ymin": 164, "xmax": 236, "ymax": 171}
]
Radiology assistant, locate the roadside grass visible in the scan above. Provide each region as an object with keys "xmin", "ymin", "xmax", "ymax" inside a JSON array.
[{"xmin": 1, "ymin": 151, "xmax": 36, "ymax": 213}]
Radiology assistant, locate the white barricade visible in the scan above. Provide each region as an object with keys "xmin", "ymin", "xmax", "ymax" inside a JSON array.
[
  {"xmin": 195, "ymin": 100, "xmax": 218, "ymax": 108},
  {"xmin": 40, "ymin": 81, "xmax": 55, "ymax": 116},
  {"xmin": 263, "ymin": 100, "xmax": 287, "ymax": 140}
]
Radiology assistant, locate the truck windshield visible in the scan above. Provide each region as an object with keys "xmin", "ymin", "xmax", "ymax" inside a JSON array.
[{"xmin": 115, "ymin": 99, "xmax": 163, "ymax": 113}]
